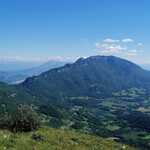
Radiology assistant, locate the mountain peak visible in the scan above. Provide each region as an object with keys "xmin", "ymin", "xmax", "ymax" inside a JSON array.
[
  {"xmin": 76, "ymin": 55, "xmax": 125, "ymax": 62},
  {"xmin": 75, "ymin": 55, "xmax": 136, "ymax": 67}
]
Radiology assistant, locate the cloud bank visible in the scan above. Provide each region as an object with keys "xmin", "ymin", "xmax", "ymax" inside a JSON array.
[{"xmin": 95, "ymin": 38, "xmax": 143, "ymax": 57}]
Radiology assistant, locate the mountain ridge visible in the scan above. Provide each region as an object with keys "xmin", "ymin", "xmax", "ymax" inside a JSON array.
[{"xmin": 21, "ymin": 55, "xmax": 150, "ymax": 104}]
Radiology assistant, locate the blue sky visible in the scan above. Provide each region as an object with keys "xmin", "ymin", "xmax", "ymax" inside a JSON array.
[{"xmin": 0, "ymin": 0, "xmax": 150, "ymax": 64}]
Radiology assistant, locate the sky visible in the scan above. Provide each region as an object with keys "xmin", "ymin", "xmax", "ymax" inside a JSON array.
[{"xmin": 0, "ymin": 0, "xmax": 150, "ymax": 65}]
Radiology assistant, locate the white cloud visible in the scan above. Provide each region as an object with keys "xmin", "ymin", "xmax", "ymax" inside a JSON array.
[
  {"xmin": 95, "ymin": 42, "xmax": 126, "ymax": 54},
  {"xmin": 103, "ymin": 38, "xmax": 120, "ymax": 43},
  {"xmin": 122, "ymin": 38, "xmax": 134, "ymax": 43},
  {"xmin": 95, "ymin": 38, "xmax": 143, "ymax": 57},
  {"xmin": 125, "ymin": 49, "xmax": 138, "ymax": 56},
  {"xmin": 130, "ymin": 49, "xmax": 137, "ymax": 53},
  {"xmin": 138, "ymin": 43, "xmax": 143, "ymax": 46}
]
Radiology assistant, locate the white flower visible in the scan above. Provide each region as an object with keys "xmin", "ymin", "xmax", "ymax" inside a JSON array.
[{"xmin": 3, "ymin": 135, "xmax": 7, "ymax": 139}]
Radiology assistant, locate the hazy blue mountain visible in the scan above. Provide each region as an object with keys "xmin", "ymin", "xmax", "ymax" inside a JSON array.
[
  {"xmin": 0, "ymin": 61, "xmax": 67, "ymax": 84},
  {"xmin": 21, "ymin": 61, "xmax": 68, "ymax": 76},
  {"xmin": 141, "ymin": 64, "xmax": 150, "ymax": 70}
]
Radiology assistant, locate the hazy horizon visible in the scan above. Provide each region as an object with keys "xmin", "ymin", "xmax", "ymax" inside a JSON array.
[{"xmin": 0, "ymin": 55, "xmax": 149, "ymax": 72}]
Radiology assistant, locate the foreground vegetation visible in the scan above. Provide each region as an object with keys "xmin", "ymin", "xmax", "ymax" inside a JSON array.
[
  {"xmin": 0, "ymin": 105, "xmax": 40, "ymax": 132},
  {"xmin": 0, "ymin": 88, "xmax": 150, "ymax": 149},
  {"xmin": 0, "ymin": 127, "xmax": 137, "ymax": 150}
]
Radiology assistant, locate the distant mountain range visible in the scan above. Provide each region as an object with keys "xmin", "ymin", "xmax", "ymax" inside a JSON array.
[{"xmin": 0, "ymin": 61, "xmax": 67, "ymax": 84}]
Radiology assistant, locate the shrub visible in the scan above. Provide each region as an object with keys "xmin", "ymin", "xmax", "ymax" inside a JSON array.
[
  {"xmin": 0, "ymin": 104, "xmax": 40, "ymax": 132},
  {"xmin": 31, "ymin": 133, "xmax": 46, "ymax": 142},
  {"xmin": 0, "ymin": 113, "xmax": 11, "ymax": 129},
  {"xmin": 10, "ymin": 105, "xmax": 40, "ymax": 132}
]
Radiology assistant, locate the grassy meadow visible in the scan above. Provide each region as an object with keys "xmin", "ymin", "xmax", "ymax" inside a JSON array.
[{"xmin": 0, "ymin": 127, "xmax": 137, "ymax": 150}]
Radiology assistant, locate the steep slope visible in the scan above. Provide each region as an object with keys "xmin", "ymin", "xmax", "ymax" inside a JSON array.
[
  {"xmin": 21, "ymin": 56, "xmax": 150, "ymax": 104},
  {"xmin": 0, "ymin": 82, "xmax": 33, "ymax": 114}
]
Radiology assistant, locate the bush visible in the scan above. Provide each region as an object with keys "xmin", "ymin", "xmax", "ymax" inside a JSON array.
[
  {"xmin": 31, "ymin": 133, "xmax": 46, "ymax": 142},
  {"xmin": 0, "ymin": 113, "xmax": 11, "ymax": 129},
  {"xmin": 10, "ymin": 105, "xmax": 40, "ymax": 132},
  {"xmin": 49, "ymin": 117, "xmax": 63, "ymax": 128},
  {"xmin": 0, "ymin": 105, "xmax": 40, "ymax": 132}
]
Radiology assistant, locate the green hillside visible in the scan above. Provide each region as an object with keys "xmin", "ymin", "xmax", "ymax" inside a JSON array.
[{"xmin": 0, "ymin": 127, "xmax": 137, "ymax": 150}]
